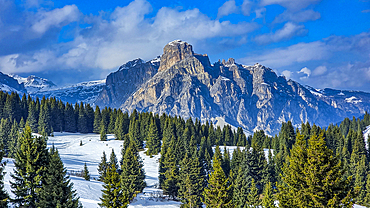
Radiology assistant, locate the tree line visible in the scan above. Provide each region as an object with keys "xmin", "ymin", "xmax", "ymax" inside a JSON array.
[{"xmin": 0, "ymin": 90, "xmax": 370, "ymax": 207}]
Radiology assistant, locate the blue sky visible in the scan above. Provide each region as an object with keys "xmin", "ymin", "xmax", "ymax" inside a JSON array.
[{"xmin": 0, "ymin": 0, "xmax": 369, "ymax": 91}]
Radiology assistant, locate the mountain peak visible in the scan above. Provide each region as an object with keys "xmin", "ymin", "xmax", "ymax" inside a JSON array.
[{"xmin": 158, "ymin": 40, "xmax": 194, "ymax": 72}]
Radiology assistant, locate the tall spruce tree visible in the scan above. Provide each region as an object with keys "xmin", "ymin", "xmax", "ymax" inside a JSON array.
[
  {"xmin": 247, "ymin": 178, "xmax": 261, "ymax": 208},
  {"xmin": 37, "ymin": 146, "xmax": 80, "ymax": 208},
  {"xmin": 277, "ymin": 133, "xmax": 354, "ymax": 207},
  {"xmin": 93, "ymin": 106, "xmax": 102, "ymax": 134},
  {"xmin": 202, "ymin": 150, "xmax": 232, "ymax": 207},
  {"xmin": 146, "ymin": 119, "xmax": 161, "ymax": 156},
  {"xmin": 262, "ymin": 182, "xmax": 275, "ymax": 208},
  {"xmin": 38, "ymin": 101, "xmax": 52, "ymax": 135},
  {"xmin": 178, "ymin": 152, "xmax": 204, "ymax": 207},
  {"xmin": 99, "ymin": 162, "xmax": 129, "ymax": 208},
  {"xmin": 120, "ymin": 141, "xmax": 146, "ymax": 201},
  {"xmin": 10, "ymin": 125, "xmax": 48, "ymax": 207},
  {"xmin": 98, "ymin": 151, "xmax": 108, "ymax": 181}
]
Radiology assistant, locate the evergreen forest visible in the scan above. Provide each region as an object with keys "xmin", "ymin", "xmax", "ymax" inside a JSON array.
[{"xmin": 0, "ymin": 90, "xmax": 370, "ymax": 207}]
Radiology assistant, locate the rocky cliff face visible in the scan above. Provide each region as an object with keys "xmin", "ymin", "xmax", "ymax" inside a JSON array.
[
  {"xmin": 95, "ymin": 58, "xmax": 159, "ymax": 108},
  {"xmin": 94, "ymin": 40, "xmax": 370, "ymax": 134}
]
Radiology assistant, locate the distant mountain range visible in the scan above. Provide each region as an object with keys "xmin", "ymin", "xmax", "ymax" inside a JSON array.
[{"xmin": 1, "ymin": 40, "xmax": 370, "ymax": 134}]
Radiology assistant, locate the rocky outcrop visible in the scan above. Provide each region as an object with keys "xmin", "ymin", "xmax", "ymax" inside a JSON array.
[
  {"xmin": 94, "ymin": 58, "xmax": 159, "ymax": 108},
  {"xmin": 93, "ymin": 40, "xmax": 370, "ymax": 135}
]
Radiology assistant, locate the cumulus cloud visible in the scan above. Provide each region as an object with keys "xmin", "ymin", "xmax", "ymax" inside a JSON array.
[
  {"xmin": 31, "ymin": 5, "xmax": 80, "ymax": 34},
  {"xmin": 281, "ymin": 70, "xmax": 293, "ymax": 79},
  {"xmin": 260, "ymin": 0, "xmax": 322, "ymax": 11},
  {"xmin": 273, "ymin": 10, "xmax": 321, "ymax": 23},
  {"xmin": 0, "ymin": 0, "xmax": 260, "ymax": 75},
  {"xmin": 241, "ymin": 0, "xmax": 252, "ymax": 16},
  {"xmin": 255, "ymin": 7, "xmax": 266, "ymax": 19},
  {"xmin": 298, "ymin": 67, "xmax": 311, "ymax": 79},
  {"xmin": 217, "ymin": 0, "xmax": 238, "ymax": 18},
  {"xmin": 255, "ymin": 22, "xmax": 307, "ymax": 44}
]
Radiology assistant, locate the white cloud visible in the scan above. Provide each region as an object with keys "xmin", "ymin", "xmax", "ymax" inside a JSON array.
[
  {"xmin": 273, "ymin": 10, "xmax": 321, "ymax": 23},
  {"xmin": 240, "ymin": 41, "xmax": 329, "ymax": 68},
  {"xmin": 255, "ymin": 22, "xmax": 307, "ymax": 44},
  {"xmin": 298, "ymin": 67, "xmax": 311, "ymax": 79},
  {"xmin": 31, "ymin": 5, "xmax": 80, "ymax": 34},
  {"xmin": 281, "ymin": 70, "xmax": 293, "ymax": 79},
  {"xmin": 260, "ymin": 0, "xmax": 322, "ymax": 11},
  {"xmin": 312, "ymin": 65, "xmax": 327, "ymax": 76},
  {"xmin": 217, "ymin": 0, "xmax": 238, "ymax": 18},
  {"xmin": 0, "ymin": 0, "xmax": 260, "ymax": 73}
]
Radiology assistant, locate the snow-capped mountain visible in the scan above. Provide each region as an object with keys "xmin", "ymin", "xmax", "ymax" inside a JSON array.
[
  {"xmin": 31, "ymin": 79, "xmax": 106, "ymax": 105},
  {"xmin": 10, "ymin": 75, "xmax": 57, "ymax": 93},
  {"xmin": 0, "ymin": 72, "xmax": 26, "ymax": 94}
]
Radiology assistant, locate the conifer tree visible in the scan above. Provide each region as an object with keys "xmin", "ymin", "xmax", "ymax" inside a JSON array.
[
  {"xmin": 38, "ymin": 146, "xmax": 80, "ymax": 208},
  {"xmin": 120, "ymin": 141, "xmax": 146, "ymax": 201},
  {"xmin": 38, "ymin": 101, "xmax": 52, "ymax": 135},
  {"xmin": 364, "ymin": 172, "xmax": 370, "ymax": 206},
  {"xmin": 146, "ymin": 119, "xmax": 161, "ymax": 156},
  {"xmin": 101, "ymin": 123, "xmax": 107, "ymax": 141},
  {"xmin": 77, "ymin": 103, "xmax": 88, "ymax": 133},
  {"xmin": 99, "ymin": 162, "xmax": 129, "ymax": 208},
  {"xmin": 114, "ymin": 111, "xmax": 125, "ymax": 141},
  {"xmin": 277, "ymin": 133, "xmax": 354, "ymax": 207},
  {"xmin": 98, "ymin": 151, "xmax": 108, "ymax": 181},
  {"xmin": 247, "ymin": 178, "xmax": 261, "ymax": 208},
  {"xmin": 83, "ymin": 163, "xmax": 91, "ymax": 181},
  {"xmin": 93, "ymin": 106, "xmax": 102, "ymax": 134},
  {"xmin": 162, "ymin": 140, "xmax": 179, "ymax": 199},
  {"xmin": 11, "ymin": 125, "xmax": 48, "ymax": 207},
  {"xmin": 354, "ymin": 155, "xmax": 368, "ymax": 204},
  {"xmin": 109, "ymin": 149, "xmax": 119, "ymax": 171},
  {"xmin": 178, "ymin": 152, "xmax": 204, "ymax": 207},
  {"xmin": 8, "ymin": 119, "xmax": 19, "ymax": 158},
  {"xmin": 0, "ymin": 143, "xmax": 8, "ymax": 207},
  {"xmin": 203, "ymin": 152, "xmax": 232, "ymax": 207},
  {"xmin": 64, "ymin": 103, "xmax": 77, "ymax": 133},
  {"xmin": 262, "ymin": 182, "xmax": 275, "ymax": 208}
]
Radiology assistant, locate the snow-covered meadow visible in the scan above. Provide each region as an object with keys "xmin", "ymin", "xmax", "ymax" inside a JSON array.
[{"xmin": 2, "ymin": 129, "xmax": 368, "ymax": 208}]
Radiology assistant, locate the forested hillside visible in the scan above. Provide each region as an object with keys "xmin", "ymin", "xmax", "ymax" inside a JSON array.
[{"xmin": 0, "ymin": 90, "xmax": 370, "ymax": 207}]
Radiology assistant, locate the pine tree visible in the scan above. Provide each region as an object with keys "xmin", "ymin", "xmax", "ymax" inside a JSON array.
[
  {"xmin": 8, "ymin": 119, "xmax": 19, "ymax": 158},
  {"xmin": 11, "ymin": 125, "xmax": 48, "ymax": 207},
  {"xmin": 83, "ymin": 163, "xmax": 91, "ymax": 181},
  {"xmin": 364, "ymin": 172, "xmax": 370, "ymax": 206},
  {"xmin": 64, "ymin": 103, "xmax": 77, "ymax": 133},
  {"xmin": 146, "ymin": 119, "xmax": 161, "ymax": 156},
  {"xmin": 277, "ymin": 133, "xmax": 354, "ymax": 207},
  {"xmin": 98, "ymin": 151, "xmax": 108, "ymax": 181},
  {"xmin": 114, "ymin": 111, "xmax": 125, "ymax": 141},
  {"xmin": 202, "ymin": 153, "xmax": 232, "ymax": 207},
  {"xmin": 109, "ymin": 149, "xmax": 119, "ymax": 171},
  {"xmin": 93, "ymin": 106, "xmax": 102, "ymax": 134},
  {"xmin": 247, "ymin": 178, "xmax": 261, "ymax": 208},
  {"xmin": 262, "ymin": 182, "xmax": 275, "ymax": 208},
  {"xmin": 37, "ymin": 146, "xmax": 80, "ymax": 208},
  {"xmin": 99, "ymin": 163, "xmax": 129, "ymax": 208},
  {"xmin": 178, "ymin": 152, "xmax": 204, "ymax": 207},
  {"xmin": 77, "ymin": 103, "xmax": 88, "ymax": 133},
  {"xmin": 0, "ymin": 143, "xmax": 8, "ymax": 207},
  {"xmin": 354, "ymin": 155, "xmax": 368, "ymax": 204},
  {"xmin": 38, "ymin": 101, "xmax": 52, "ymax": 135},
  {"xmin": 101, "ymin": 122, "xmax": 107, "ymax": 141},
  {"xmin": 120, "ymin": 141, "xmax": 146, "ymax": 201}
]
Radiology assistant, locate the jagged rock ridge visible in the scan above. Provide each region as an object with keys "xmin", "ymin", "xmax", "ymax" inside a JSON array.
[{"xmin": 95, "ymin": 40, "xmax": 370, "ymax": 134}]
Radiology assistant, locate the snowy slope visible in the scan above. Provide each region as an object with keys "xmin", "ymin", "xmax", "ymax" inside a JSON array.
[
  {"xmin": 4, "ymin": 132, "xmax": 180, "ymax": 208},
  {"xmin": 364, "ymin": 125, "xmax": 370, "ymax": 150},
  {"xmin": 10, "ymin": 74, "xmax": 57, "ymax": 93},
  {"xmin": 31, "ymin": 80, "xmax": 105, "ymax": 105}
]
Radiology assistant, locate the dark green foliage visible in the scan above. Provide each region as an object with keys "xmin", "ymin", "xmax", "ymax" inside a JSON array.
[
  {"xmin": 178, "ymin": 152, "xmax": 204, "ymax": 207},
  {"xmin": 38, "ymin": 146, "xmax": 80, "ymax": 208},
  {"xmin": 77, "ymin": 103, "xmax": 88, "ymax": 133},
  {"xmin": 146, "ymin": 119, "xmax": 161, "ymax": 156},
  {"xmin": 11, "ymin": 125, "xmax": 48, "ymax": 207},
  {"xmin": 109, "ymin": 149, "xmax": 118, "ymax": 171},
  {"xmin": 64, "ymin": 103, "xmax": 77, "ymax": 133},
  {"xmin": 98, "ymin": 151, "xmax": 108, "ymax": 181},
  {"xmin": 247, "ymin": 178, "xmax": 261, "ymax": 207},
  {"xmin": 101, "ymin": 122, "xmax": 107, "ymax": 141},
  {"xmin": 8, "ymin": 119, "xmax": 19, "ymax": 158},
  {"xmin": 0, "ymin": 143, "xmax": 8, "ymax": 207},
  {"xmin": 203, "ymin": 152, "xmax": 232, "ymax": 207},
  {"xmin": 83, "ymin": 163, "xmax": 91, "ymax": 181},
  {"xmin": 38, "ymin": 101, "xmax": 52, "ymax": 135},
  {"xmin": 120, "ymin": 141, "xmax": 146, "ymax": 201},
  {"xmin": 99, "ymin": 163, "xmax": 129, "ymax": 208},
  {"xmin": 262, "ymin": 182, "xmax": 275, "ymax": 208},
  {"xmin": 277, "ymin": 133, "xmax": 354, "ymax": 207},
  {"xmin": 93, "ymin": 106, "xmax": 102, "ymax": 134}
]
